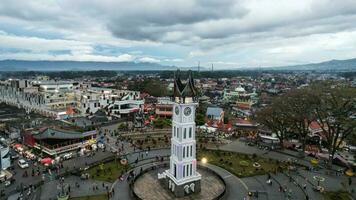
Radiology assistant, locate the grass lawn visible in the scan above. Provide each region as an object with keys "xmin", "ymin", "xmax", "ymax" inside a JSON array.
[
  {"xmin": 70, "ymin": 194, "xmax": 108, "ymax": 200},
  {"xmin": 323, "ymin": 191, "xmax": 350, "ymax": 200},
  {"xmin": 87, "ymin": 159, "xmax": 130, "ymax": 182},
  {"xmin": 197, "ymin": 149, "xmax": 287, "ymax": 177}
]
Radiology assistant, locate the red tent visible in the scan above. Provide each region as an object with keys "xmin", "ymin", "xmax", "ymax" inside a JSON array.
[{"xmin": 40, "ymin": 157, "xmax": 53, "ymax": 165}]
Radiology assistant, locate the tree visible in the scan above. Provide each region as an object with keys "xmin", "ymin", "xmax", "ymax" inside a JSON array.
[
  {"xmin": 283, "ymin": 88, "xmax": 320, "ymax": 157},
  {"xmin": 313, "ymin": 87, "xmax": 356, "ymax": 167},
  {"xmin": 195, "ymin": 113, "xmax": 206, "ymax": 126},
  {"xmin": 128, "ymin": 78, "xmax": 168, "ymax": 97},
  {"xmin": 152, "ymin": 118, "xmax": 171, "ymax": 129},
  {"xmin": 255, "ymin": 97, "xmax": 291, "ymax": 149}
]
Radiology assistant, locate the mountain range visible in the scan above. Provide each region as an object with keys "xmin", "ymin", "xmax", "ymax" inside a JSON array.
[
  {"xmin": 272, "ymin": 58, "xmax": 356, "ymax": 71},
  {"xmin": 0, "ymin": 58, "xmax": 356, "ymax": 71}
]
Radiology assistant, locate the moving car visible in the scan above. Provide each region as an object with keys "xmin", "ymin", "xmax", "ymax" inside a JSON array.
[{"xmin": 17, "ymin": 159, "xmax": 29, "ymax": 169}]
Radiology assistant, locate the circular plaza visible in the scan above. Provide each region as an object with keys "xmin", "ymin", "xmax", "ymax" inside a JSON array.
[{"xmin": 132, "ymin": 166, "xmax": 226, "ymax": 200}]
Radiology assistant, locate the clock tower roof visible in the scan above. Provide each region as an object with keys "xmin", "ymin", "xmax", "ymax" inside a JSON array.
[{"xmin": 173, "ymin": 70, "xmax": 197, "ymax": 98}]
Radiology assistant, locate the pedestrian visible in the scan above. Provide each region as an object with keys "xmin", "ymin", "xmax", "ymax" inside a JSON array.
[
  {"xmin": 112, "ymin": 188, "xmax": 115, "ymax": 194},
  {"xmin": 146, "ymin": 151, "xmax": 148, "ymax": 156},
  {"xmin": 303, "ymin": 183, "xmax": 307, "ymax": 190},
  {"xmin": 68, "ymin": 185, "xmax": 71, "ymax": 193},
  {"xmin": 102, "ymin": 183, "xmax": 105, "ymax": 188}
]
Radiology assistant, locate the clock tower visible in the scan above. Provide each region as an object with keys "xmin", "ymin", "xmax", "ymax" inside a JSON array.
[{"xmin": 158, "ymin": 70, "xmax": 201, "ymax": 197}]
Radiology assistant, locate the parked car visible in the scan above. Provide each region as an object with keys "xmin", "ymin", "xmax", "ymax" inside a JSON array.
[
  {"xmin": 17, "ymin": 159, "xmax": 29, "ymax": 169},
  {"xmin": 9, "ymin": 151, "xmax": 20, "ymax": 160},
  {"xmin": 62, "ymin": 152, "xmax": 73, "ymax": 160}
]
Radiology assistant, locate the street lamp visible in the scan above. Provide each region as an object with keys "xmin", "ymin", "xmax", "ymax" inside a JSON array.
[{"xmin": 201, "ymin": 157, "xmax": 207, "ymax": 164}]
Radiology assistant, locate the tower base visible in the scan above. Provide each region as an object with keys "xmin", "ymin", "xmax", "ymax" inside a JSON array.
[{"xmin": 158, "ymin": 170, "xmax": 201, "ymax": 198}]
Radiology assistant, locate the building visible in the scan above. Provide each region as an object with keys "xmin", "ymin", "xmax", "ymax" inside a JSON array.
[
  {"xmin": 155, "ymin": 97, "xmax": 174, "ymax": 118},
  {"xmin": 206, "ymin": 106, "xmax": 224, "ymax": 127},
  {"xmin": 223, "ymin": 86, "xmax": 245, "ymax": 102},
  {"xmin": 158, "ymin": 71, "xmax": 201, "ymax": 197},
  {"xmin": 23, "ymin": 127, "xmax": 97, "ymax": 156},
  {"xmin": 0, "ymin": 79, "xmax": 144, "ymax": 119},
  {"xmin": 0, "ymin": 140, "xmax": 10, "ymax": 170},
  {"xmin": 0, "ymin": 80, "xmax": 77, "ymax": 118}
]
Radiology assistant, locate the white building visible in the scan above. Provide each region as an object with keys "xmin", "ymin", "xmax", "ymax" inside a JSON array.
[
  {"xmin": 0, "ymin": 79, "xmax": 143, "ymax": 119},
  {"xmin": 0, "ymin": 141, "xmax": 10, "ymax": 170}
]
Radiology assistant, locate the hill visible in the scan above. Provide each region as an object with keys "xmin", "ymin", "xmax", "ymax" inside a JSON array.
[{"xmin": 274, "ymin": 58, "xmax": 356, "ymax": 71}]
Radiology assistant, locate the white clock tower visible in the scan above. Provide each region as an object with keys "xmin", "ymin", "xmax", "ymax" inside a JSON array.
[{"xmin": 159, "ymin": 70, "xmax": 201, "ymax": 197}]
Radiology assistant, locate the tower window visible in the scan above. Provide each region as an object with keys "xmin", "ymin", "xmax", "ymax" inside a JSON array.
[
  {"xmin": 183, "ymin": 128, "xmax": 186, "ymax": 139},
  {"xmin": 190, "ymin": 145, "xmax": 192, "ymax": 157},
  {"xmin": 174, "ymin": 164, "xmax": 177, "ymax": 178},
  {"xmin": 190, "ymin": 164, "xmax": 192, "ymax": 176},
  {"xmin": 186, "ymin": 165, "xmax": 189, "ymax": 177},
  {"xmin": 189, "ymin": 127, "xmax": 192, "ymax": 138},
  {"xmin": 187, "ymin": 146, "xmax": 189, "ymax": 157},
  {"xmin": 183, "ymin": 147, "xmax": 185, "ymax": 158}
]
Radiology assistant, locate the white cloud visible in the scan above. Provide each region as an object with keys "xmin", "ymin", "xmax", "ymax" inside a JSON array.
[
  {"xmin": 138, "ymin": 57, "xmax": 160, "ymax": 63},
  {"xmin": 0, "ymin": 32, "xmax": 135, "ymax": 62},
  {"xmin": 1, "ymin": 0, "xmax": 356, "ymax": 67}
]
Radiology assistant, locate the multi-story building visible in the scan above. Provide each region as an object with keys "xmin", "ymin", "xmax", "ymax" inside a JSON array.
[
  {"xmin": 155, "ymin": 97, "xmax": 174, "ymax": 118},
  {"xmin": 0, "ymin": 79, "xmax": 144, "ymax": 120},
  {"xmin": 0, "ymin": 141, "xmax": 10, "ymax": 170},
  {"xmin": 0, "ymin": 80, "xmax": 76, "ymax": 118}
]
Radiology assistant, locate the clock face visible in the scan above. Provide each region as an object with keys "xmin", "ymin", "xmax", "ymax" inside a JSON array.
[
  {"xmin": 175, "ymin": 106, "xmax": 180, "ymax": 115},
  {"xmin": 184, "ymin": 107, "xmax": 192, "ymax": 116}
]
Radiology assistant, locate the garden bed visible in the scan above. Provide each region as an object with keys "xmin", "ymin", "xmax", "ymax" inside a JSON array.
[
  {"xmin": 87, "ymin": 159, "xmax": 131, "ymax": 182},
  {"xmin": 197, "ymin": 149, "xmax": 287, "ymax": 177}
]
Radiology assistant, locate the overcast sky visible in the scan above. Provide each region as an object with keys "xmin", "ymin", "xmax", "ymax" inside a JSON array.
[{"xmin": 1, "ymin": 0, "xmax": 356, "ymax": 69}]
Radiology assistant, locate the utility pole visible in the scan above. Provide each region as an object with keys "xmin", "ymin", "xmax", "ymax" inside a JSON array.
[
  {"xmin": 198, "ymin": 61, "xmax": 200, "ymax": 73},
  {"xmin": 211, "ymin": 64, "xmax": 214, "ymax": 72}
]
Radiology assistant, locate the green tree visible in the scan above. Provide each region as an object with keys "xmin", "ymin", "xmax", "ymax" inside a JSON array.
[
  {"xmin": 282, "ymin": 88, "xmax": 320, "ymax": 157},
  {"xmin": 196, "ymin": 113, "xmax": 206, "ymax": 126},
  {"xmin": 152, "ymin": 118, "xmax": 171, "ymax": 128},
  {"xmin": 313, "ymin": 87, "xmax": 356, "ymax": 167},
  {"xmin": 255, "ymin": 97, "xmax": 291, "ymax": 149}
]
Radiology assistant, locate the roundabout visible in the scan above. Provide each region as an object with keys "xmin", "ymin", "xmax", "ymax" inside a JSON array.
[{"xmin": 131, "ymin": 165, "xmax": 226, "ymax": 200}]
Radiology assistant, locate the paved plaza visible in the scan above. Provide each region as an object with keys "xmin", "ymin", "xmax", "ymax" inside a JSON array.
[{"xmin": 133, "ymin": 168, "xmax": 225, "ymax": 200}]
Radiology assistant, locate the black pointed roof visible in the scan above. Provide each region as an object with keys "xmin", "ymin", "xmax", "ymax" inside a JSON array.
[{"xmin": 173, "ymin": 70, "xmax": 197, "ymax": 98}]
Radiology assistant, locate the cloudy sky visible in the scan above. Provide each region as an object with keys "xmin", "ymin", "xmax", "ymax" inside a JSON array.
[{"xmin": 1, "ymin": 0, "xmax": 356, "ymax": 69}]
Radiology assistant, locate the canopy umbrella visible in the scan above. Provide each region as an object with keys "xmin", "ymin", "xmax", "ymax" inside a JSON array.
[{"xmin": 40, "ymin": 157, "xmax": 53, "ymax": 165}]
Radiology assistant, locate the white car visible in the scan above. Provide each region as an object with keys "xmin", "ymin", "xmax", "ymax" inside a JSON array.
[
  {"xmin": 62, "ymin": 152, "xmax": 73, "ymax": 160},
  {"xmin": 17, "ymin": 159, "xmax": 29, "ymax": 169}
]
